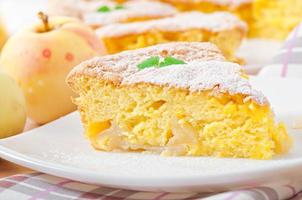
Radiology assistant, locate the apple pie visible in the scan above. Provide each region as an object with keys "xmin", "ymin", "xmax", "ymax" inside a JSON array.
[
  {"xmin": 159, "ymin": 0, "xmax": 253, "ymax": 24},
  {"xmin": 67, "ymin": 42, "xmax": 291, "ymax": 159},
  {"xmin": 48, "ymin": 0, "xmax": 177, "ymax": 28},
  {"xmin": 250, "ymin": 0, "xmax": 302, "ymax": 40},
  {"xmin": 96, "ymin": 12, "xmax": 247, "ymax": 62}
]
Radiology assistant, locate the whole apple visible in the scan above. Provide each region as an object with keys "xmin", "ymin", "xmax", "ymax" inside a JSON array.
[
  {"xmin": 0, "ymin": 13, "xmax": 105, "ymax": 124},
  {"xmin": 0, "ymin": 73, "xmax": 26, "ymax": 138}
]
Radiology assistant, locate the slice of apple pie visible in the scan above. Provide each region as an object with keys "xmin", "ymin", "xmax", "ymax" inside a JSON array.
[
  {"xmin": 48, "ymin": 0, "xmax": 177, "ymax": 28},
  {"xmin": 96, "ymin": 12, "xmax": 247, "ymax": 62},
  {"xmin": 67, "ymin": 42, "xmax": 291, "ymax": 159}
]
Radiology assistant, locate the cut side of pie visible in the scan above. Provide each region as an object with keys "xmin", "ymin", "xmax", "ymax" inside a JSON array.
[
  {"xmin": 96, "ymin": 12, "xmax": 247, "ymax": 62},
  {"xmin": 67, "ymin": 42, "xmax": 291, "ymax": 160}
]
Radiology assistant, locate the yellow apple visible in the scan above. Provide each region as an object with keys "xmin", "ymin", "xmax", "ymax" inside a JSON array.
[
  {"xmin": 0, "ymin": 12, "xmax": 105, "ymax": 124},
  {"xmin": 0, "ymin": 73, "xmax": 26, "ymax": 138}
]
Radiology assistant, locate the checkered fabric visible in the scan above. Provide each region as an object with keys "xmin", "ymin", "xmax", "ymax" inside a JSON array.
[{"xmin": 1, "ymin": 173, "xmax": 302, "ymax": 200}]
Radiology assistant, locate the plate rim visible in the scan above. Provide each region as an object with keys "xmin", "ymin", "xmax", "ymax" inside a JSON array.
[{"xmin": 1, "ymin": 127, "xmax": 302, "ymax": 190}]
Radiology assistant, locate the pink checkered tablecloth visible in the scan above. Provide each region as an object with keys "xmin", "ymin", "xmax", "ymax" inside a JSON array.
[{"xmin": 1, "ymin": 172, "xmax": 302, "ymax": 200}]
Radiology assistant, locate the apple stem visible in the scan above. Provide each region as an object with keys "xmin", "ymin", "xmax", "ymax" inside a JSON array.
[{"xmin": 37, "ymin": 11, "xmax": 50, "ymax": 32}]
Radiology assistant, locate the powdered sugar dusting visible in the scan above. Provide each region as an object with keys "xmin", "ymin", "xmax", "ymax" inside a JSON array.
[
  {"xmin": 67, "ymin": 42, "xmax": 225, "ymax": 82},
  {"xmin": 123, "ymin": 61, "xmax": 268, "ymax": 105},
  {"xmin": 48, "ymin": 0, "xmax": 177, "ymax": 25},
  {"xmin": 96, "ymin": 11, "xmax": 247, "ymax": 38},
  {"xmin": 67, "ymin": 42, "xmax": 267, "ymax": 105},
  {"xmin": 83, "ymin": 1, "xmax": 177, "ymax": 27}
]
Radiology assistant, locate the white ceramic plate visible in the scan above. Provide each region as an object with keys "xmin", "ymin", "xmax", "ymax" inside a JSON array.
[
  {"xmin": 237, "ymin": 39, "xmax": 282, "ymax": 74},
  {"xmin": 1, "ymin": 76, "xmax": 302, "ymax": 193}
]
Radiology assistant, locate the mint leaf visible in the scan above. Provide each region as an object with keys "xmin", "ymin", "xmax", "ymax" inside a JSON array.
[
  {"xmin": 137, "ymin": 56, "xmax": 186, "ymax": 70},
  {"xmin": 97, "ymin": 6, "xmax": 111, "ymax": 13},
  {"xmin": 137, "ymin": 56, "xmax": 160, "ymax": 69},
  {"xmin": 115, "ymin": 5, "xmax": 125, "ymax": 10},
  {"xmin": 159, "ymin": 57, "xmax": 186, "ymax": 67}
]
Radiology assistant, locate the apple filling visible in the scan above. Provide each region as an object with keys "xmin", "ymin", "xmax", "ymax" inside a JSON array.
[{"xmin": 88, "ymin": 118, "xmax": 200, "ymax": 156}]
